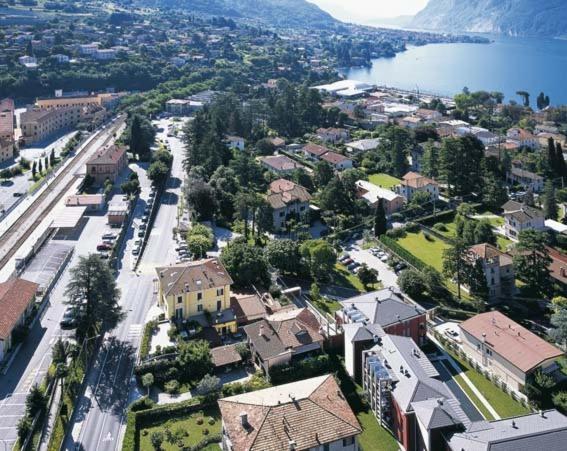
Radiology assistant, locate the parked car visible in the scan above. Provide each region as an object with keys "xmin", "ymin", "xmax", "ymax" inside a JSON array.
[
  {"xmin": 347, "ymin": 262, "xmax": 360, "ymax": 271},
  {"xmin": 132, "ymin": 246, "xmax": 140, "ymax": 256},
  {"xmin": 380, "ymin": 255, "xmax": 389, "ymax": 262},
  {"xmin": 137, "ymin": 230, "xmax": 145, "ymax": 238},
  {"xmin": 98, "ymin": 252, "xmax": 110, "ymax": 260},
  {"xmin": 149, "ymin": 191, "xmax": 155, "ymax": 198},
  {"xmin": 342, "ymin": 258, "xmax": 354, "ymax": 266},
  {"xmin": 139, "ymin": 224, "xmax": 147, "ymax": 231},
  {"xmin": 97, "ymin": 243, "xmax": 112, "ymax": 251},
  {"xmin": 13, "ymin": 192, "xmax": 23, "ymax": 197},
  {"xmin": 141, "ymin": 215, "xmax": 149, "ymax": 223},
  {"xmin": 102, "ymin": 232, "xmax": 117, "ymax": 240}
]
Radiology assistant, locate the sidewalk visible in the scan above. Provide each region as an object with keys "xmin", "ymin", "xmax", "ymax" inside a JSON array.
[
  {"xmin": 428, "ymin": 333, "xmax": 501, "ymax": 420},
  {"xmin": 38, "ymin": 380, "xmax": 63, "ymax": 451}
]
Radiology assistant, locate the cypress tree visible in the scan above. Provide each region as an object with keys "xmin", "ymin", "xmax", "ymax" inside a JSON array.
[
  {"xmin": 543, "ymin": 180, "xmax": 558, "ymax": 220},
  {"xmin": 547, "ymin": 138, "xmax": 558, "ymax": 178},
  {"xmin": 556, "ymin": 142, "xmax": 566, "ymax": 178},
  {"xmin": 374, "ymin": 199, "xmax": 387, "ymax": 237}
]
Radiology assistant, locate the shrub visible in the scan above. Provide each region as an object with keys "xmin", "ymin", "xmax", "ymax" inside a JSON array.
[
  {"xmin": 202, "ymin": 428, "xmax": 209, "ymax": 435},
  {"xmin": 130, "ymin": 396, "xmax": 155, "ymax": 412},
  {"xmin": 208, "ymin": 417, "xmax": 215, "ymax": 425},
  {"xmin": 553, "ymin": 391, "xmax": 567, "ymax": 414},
  {"xmin": 164, "ymin": 379, "xmax": 180, "ymax": 394},
  {"xmin": 269, "ymin": 354, "xmax": 333, "ymax": 385},
  {"xmin": 424, "ymin": 233, "xmax": 434, "ymax": 242},
  {"xmin": 140, "ymin": 320, "xmax": 157, "ymax": 359},
  {"xmin": 433, "ymin": 223, "xmax": 448, "ymax": 232},
  {"xmin": 405, "ymin": 222, "xmax": 420, "ymax": 233},
  {"xmin": 390, "ymin": 212, "xmax": 404, "ymax": 222},
  {"xmin": 385, "ymin": 227, "xmax": 406, "ymax": 239},
  {"xmin": 196, "ymin": 417, "xmax": 204, "ymax": 425}
]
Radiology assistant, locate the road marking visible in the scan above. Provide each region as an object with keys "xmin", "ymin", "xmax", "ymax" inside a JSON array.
[{"xmin": 102, "ymin": 432, "xmax": 114, "ymax": 442}]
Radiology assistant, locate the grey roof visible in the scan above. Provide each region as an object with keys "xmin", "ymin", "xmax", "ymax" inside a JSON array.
[
  {"xmin": 412, "ymin": 397, "xmax": 470, "ymax": 430},
  {"xmin": 340, "ymin": 289, "xmax": 426, "ymax": 328},
  {"xmin": 446, "ymin": 410, "xmax": 567, "ymax": 451}
]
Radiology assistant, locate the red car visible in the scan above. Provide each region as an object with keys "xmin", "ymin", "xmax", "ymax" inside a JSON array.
[{"xmin": 97, "ymin": 243, "xmax": 112, "ymax": 251}]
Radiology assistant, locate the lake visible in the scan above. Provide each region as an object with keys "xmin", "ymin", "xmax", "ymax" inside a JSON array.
[{"xmin": 343, "ymin": 34, "xmax": 567, "ymax": 106}]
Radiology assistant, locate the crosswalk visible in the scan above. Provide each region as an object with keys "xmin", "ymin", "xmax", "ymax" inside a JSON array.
[{"xmin": 126, "ymin": 324, "xmax": 143, "ymax": 343}]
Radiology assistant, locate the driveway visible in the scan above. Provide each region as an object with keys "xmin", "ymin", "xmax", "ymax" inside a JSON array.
[{"xmin": 345, "ymin": 244, "xmax": 399, "ymax": 288}]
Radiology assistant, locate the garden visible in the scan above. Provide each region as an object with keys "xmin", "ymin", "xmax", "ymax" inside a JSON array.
[{"xmin": 367, "ymin": 172, "xmax": 401, "ymax": 190}]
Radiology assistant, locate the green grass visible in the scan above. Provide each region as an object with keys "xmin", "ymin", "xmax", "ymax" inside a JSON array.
[
  {"xmin": 310, "ymin": 295, "xmax": 342, "ymax": 315},
  {"xmin": 447, "ymin": 350, "xmax": 530, "ymax": 418},
  {"xmin": 397, "ymin": 232, "xmax": 450, "ymax": 272},
  {"xmin": 440, "ymin": 360, "xmax": 495, "ymax": 420},
  {"xmin": 368, "ymin": 173, "xmax": 401, "ymax": 190},
  {"xmin": 139, "ymin": 406, "xmax": 221, "ymax": 451},
  {"xmin": 332, "ymin": 263, "xmax": 366, "ymax": 292},
  {"xmin": 475, "ymin": 211, "xmax": 505, "ymax": 227},
  {"xmin": 496, "ymin": 235, "xmax": 513, "ymax": 252}
]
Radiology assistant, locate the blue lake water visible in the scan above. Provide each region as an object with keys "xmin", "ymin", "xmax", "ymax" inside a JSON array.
[{"xmin": 343, "ymin": 34, "xmax": 567, "ymax": 106}]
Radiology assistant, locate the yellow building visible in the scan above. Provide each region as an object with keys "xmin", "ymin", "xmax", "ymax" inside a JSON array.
[{"xmin": 156, "ymin": 258, "xmax": 237, "ymax": 335}]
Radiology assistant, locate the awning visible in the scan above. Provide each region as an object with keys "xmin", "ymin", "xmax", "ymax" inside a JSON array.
[{"xmin": 50, "ymin": 206, "xmax": 87, "ymax": 229}]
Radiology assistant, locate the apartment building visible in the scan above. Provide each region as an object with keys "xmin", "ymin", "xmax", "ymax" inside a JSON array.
[
  {"xmin": 86, "ymin": 144, "xmax": 127, "ymax": 185},
  {"xmin": 467, "ymin": 244, "xmax": 516, "ymax": 300},
  {"xmin": 20, "ymin": 107, "xmax": 81, "ymax": 144}
]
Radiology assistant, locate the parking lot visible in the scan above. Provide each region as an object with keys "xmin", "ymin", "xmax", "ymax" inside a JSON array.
[
  {"xmin": 20, "ymin": 242, "xmax": 74, "ymax": 293},
  {"xmin": 339, "ymin": 242, "xmax": 400, "ymax": 288}
]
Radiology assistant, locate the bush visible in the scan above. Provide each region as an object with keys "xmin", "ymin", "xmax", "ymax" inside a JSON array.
[
  {"xmin": 164, "ymin": 379, "xmax": 180, "ymax": 394},
  {"xmin": 424, "ymin": 233, "xmax": 434, "ymax": 242},
  {"xmin": 130, "ymin": 396, "xmax": 155, "ymax": 412},
  {"xmin": 433, "ymin": 223, "xmax": 448, "ymax": 232},
  {"xmin": 390, "ymin": 212, "xmax": 404, "ymax": 222},
  {"xmin": 196, "ymin": 417, "xmax": 204, "ymax": 425},
  {"xmin": 269, "ymin": 354, "xmax": 333, "ymax": 385},
  {"xmin": 553, "ymin": 391, "xmax": 567, "ymax": 413},
  {"xmin": 208, "ymin": 417, "xmax": 215, "ymax": 425},
  {"xmin": 140, "ymin": 320, "xmax": 157, "ymax": 360},
  {"xmin": 385, "ymin": 227, "xmax": 406, "ymax": 239},
  {"xmin": 405, "ymin": 222, "xmax": 420, "ymax": 233},
  {"xmin": 202, "ymin": 428, "xmax": 209, "ymax": 436}
]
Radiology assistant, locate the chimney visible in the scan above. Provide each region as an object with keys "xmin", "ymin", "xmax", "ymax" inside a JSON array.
[
  {"xmin": 185, "ymin": 282, "xmax": 189, "ymax": 292},
  {"xmin": 437, "ymin": 399, "xmax": 443, "ymax": 406},
  {"xmin": 259, "ymin": 325, "xmax": 265, "ymax": 337},
  {"xmin": 288, "ymin": 440, "xmax": 296, "ymax": 451},
  {"xmin": 160, "ymin": 271, "xmax": 164, "ymax": 278},
  {"xmin": 239, "ymin": 412, "xmax": 248, "ymax": 428}
]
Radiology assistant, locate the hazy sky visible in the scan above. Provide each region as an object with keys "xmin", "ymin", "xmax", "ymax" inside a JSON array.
[{"xmin": 308, "ymin": 0, "xmax": 429, "ymax": 22}]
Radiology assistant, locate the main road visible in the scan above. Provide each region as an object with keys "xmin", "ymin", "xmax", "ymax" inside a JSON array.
[{"xmin": 63, "ymin": 120, "xmax": 186, "ymax": 450}]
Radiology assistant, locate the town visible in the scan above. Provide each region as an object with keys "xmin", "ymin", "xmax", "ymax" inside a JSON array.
[{"xmin": 0, "ymin": 2, "xmax": 567, "ymax": 451}]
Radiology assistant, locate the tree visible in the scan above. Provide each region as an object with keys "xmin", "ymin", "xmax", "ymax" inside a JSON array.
[
  {"xmin": 235, "ymin": 342, "xmax": 251, "ymax": 361},
  {"xmin": 176, "ymin": 340, "xmax": 212, "ymax": 382},
  {"xmin": 440, "ymin": 136, "xmax": 484, "ymax": 197},
  {"xmin": 184, "ymin": 177, "xmax": 216, "ymax": 221},
  {"xmin": 150, "ymin": 431, "xmax": 164, "ymax": 451},
  {"xmin": 187, "ymin": 235, "xmax": 212, "ymax": 259},
  {"xmin": 421, "ymin": 140, "xmax": 439, "ymax": 178},
  {"xmin": 318, "ymin": 177, "xmax": 351, "ymax": 215},
  {"xmin": 314, "ymin": 160, "xmax": 334, "ymax": 188},
  {"xmin": 147, "ymin": 161, "xmax": 169, "ymax": 187},
  {"xmin": 38, "ymin": 159, "xmax": 43, "ymax": 174},
  {"xmin": 516, "ymin": 90, "xmax": 530, "ymax": 107},
  {"xmin": 543, "ymin": 180, "xmax": 558, "ymax": 220},
  {"xmin": 220, "ymin": 237, "xmax": 269, "ymax": 287},
  {"xmin": 51, "ymin": 338, "xmax": 71, "ymax": 366},
  {"xmin": 537, "ymin": 92, "xmax": 550, "ymax": 110},
  {"xmin": 49, "ymin": 148, "xmax": 55, "ymax": 167},
  {"xmin": 255, "ymin": 138, "xmax": 275, "ymax": 156},
  {"xmin": 17, "ymin": 416, "xmax": 32, "ymax": 444},
  {"xmin": 141, "ymin": 373, "xmax": 154, "ymax": 396},
  {"xmin": 374, "ymin": 199, "xmax": 387, "ymax": 237},
  {"xmin": 121, "ymin": 178, "xmax": 141, "ymax": 197},
  {"xmin": 513, "ymin": 230, "xmax": 553, "ymax": 296},
  {"xmin": 547, "ymin": 138, "xmax": 559, "ymax": 179},
  {"xmin": 357, "ymin": 264, "xmax": 379, "ymax": 290},
  {"xmin": 556, "ymin": 143, "xmax": 566, "ymax": 178},
  {"xmin": 550, "ymin": 308, "xmax": 567, "ymax": 347},
  {"xmin": 64, "ymin": 254, "xmax": 123, "ymax": 338},
  {"xmin": 196, "ymin": 374, "xmax": 221, "ymax": 397},
  {"xmin": 443, "ymin": 239, "xmax": 469, "ymax": 300},
  {"xmin": 482, "ymin": 174, "xmax": 508, "ymax": 210},
  {"xmin": 31, "ymin": 161, "xmax": 36, "ymax": 179},
  {"xmin": 300, "ymin": 239, "xmax": 336, "ymax": 281},
  {"xmin": 398, "ymin": 269, "xmax": 427, "ymax": 300},
  {"xmin": 474, "ymin": 220, "xmax": 496, "ymax": 246},
  {"xmin": 25, "ymin": 384, "xmax": 47, "ymax": 417},
  {"xmin": 467, "ymin": 258, "xmax": 489, "ymax": 304},
  {"xmin": 129, "ymin": 114, "xmax": 155, "ymax": 161},
  {"xmin": 265, "ymin": 239, "xmax": 300, "ymax": 274},
  {"xmin": 310, "ymin": 282, "xmax": 320, "ymax": 301}
]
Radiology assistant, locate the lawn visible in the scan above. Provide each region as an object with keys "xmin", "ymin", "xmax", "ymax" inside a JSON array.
[
  {"xmin": 368, "ymin": 173, "xmax": 401, "ymax": 190},
  {"xmin": 496, "ymin": 235, "xmax": 513, "ymax": 252},
  {"xmin": 397, "ymin": 232, "xmax": 450, "ymax": 272},
  {"xmin": 139, "ymin": 406, "xmax": 221, "ymax": 451},
  {"xmin": 447, "ymin": 350, "xmax": 530, "ymax": 418},
  {"xmin": 311, "ymin": 295, "xmax": 343, "ymax": 315},
  {"xmin": 475, "ymin": 211, "xmax": 505, "ymax": 227}
]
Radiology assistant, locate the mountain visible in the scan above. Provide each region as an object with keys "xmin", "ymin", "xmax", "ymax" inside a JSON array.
[
  {"xmin": 410, "ymin": 0, "xmax": 567, "ymax": 38},
  {"xmin": 137, "ymin": 0, "xmax": 338, "ymax": 28}
]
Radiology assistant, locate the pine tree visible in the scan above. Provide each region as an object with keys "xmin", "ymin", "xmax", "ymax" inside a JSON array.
[
  {"xmin": 421, "ymin": 140, "xmax": 439, "ymax": 178},
  {"xmin": 543, "ymin": 180, "xmax": 558, "ymax": 220},
  {"xmin": 374, "ymin": 199, "xmax": 387, "ymax": 237}
]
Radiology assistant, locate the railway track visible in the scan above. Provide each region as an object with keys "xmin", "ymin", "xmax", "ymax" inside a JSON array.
[{"xmin": 0, "ymin": 117, "xmax": 125, "ymax": 272}]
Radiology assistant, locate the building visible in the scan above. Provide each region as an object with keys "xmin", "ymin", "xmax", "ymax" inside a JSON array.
[
  {"xmin": 156, "ymin": 258, "xmax": 237, "ymax": 335},
  {"xmin": 337, "ymin": 289, "xmax": 428, "ymax": 382},
  {"xmin": 395, "ymin": 171, "xmax": 439, "ymax": 202},
  {"xmin": 467, "ymin": 244, "xmax": 515, "ymax": 300},
  {"xmin": 316, "ymin": 127, "xmax": 350, "ymax": 144},
  {"xmin": 445, "ymin": 409, "xmax": 567, "ymax": 451},
  {"xmin": 36, "ymin": 93, "xmax": 104, "ymax": 110},
  {"xmin": 0, "ymin": 137, "xmax": 14, "ymax": 163},
  {"xmin": 320, "ymin": 151, "xmax": 353, "ymax": 171},
  {"xmin": 548, "ymin": 246, "xmax": 567, "ymax": 290},
  {"xmin": 507, "ymin": 127, "xmax": 539, "ymax": 149},
  {"xmin": 164, "ymin": 99, "xmax": 203, "ymax": 116},
  {"xmin": 355, "ymin": 180, "xmax": 404, "ymax": 214},
  {"xmin": 400, "ymin": 116, "xmax": 423, "ymax": 129},
  {"xmin": 0, "ymin": 278, "xmax": 39, "ymax": 361},
  {"xmin": 85, "ymin": 144, "xmax": 127, "ymax": 185},
  {"xmin": 65, "ymin": 194, "xmax": 106, "ymax": 212},
  {"xmin": 506, "ymin": 167, "xmax": 544, "ymax": 193},
  {"xmin": 94, "ymin": 49, "xmax": 116, "ymax": 60},
  {"xmin": 302, "ymin": 142, "xmax": 331, "ymax": 162},
  {"xmin": 363, "ymin": 334, "xmax": 469, "ymax": 451},
  {"xmin": 107, "ymin": 200, "xmax": 129, "ymax": 227},
  {"xmin": 244, "ymin": 308, "xmax": 324, "ymax": 375},
  {"xmin": 259, "ymin": 155, "xmax": 304, "ymax": 175},
  {"xmin": 18, "ymin": 55, "xmax": 37, "ymax": 69},
  {"xmin": 459, "ymin": 311, "xmax": 564, "ymax": 393},
  {"xmin": 225, "ymin": 135, "xmax": 245, "ymax": 151},
  {"xmin": 415, "ymin": 108, "xmax": 443, "ymax": 122},
  {"xmin": 313, "ymin": 79, "xmax": 374, "ymax": 97},
  {"xmin": 218, "ymin": 375, "xmax": 362, "ymax": 451},
  {"xmin": 345, "ymin": 138, "xmax": 381, "ymax": 154},
  {"xmin": 0, "ymin": 98, "xmax": 15, "ymax": 140},
  {"xmin": 266, "ymin": 178, "xmax": 312, "ymax": 232},
  {"xmin": 502, "ymin": 200, "xmax": 546, "ymax": 238},
  {"xmin": 20, "ymin": 107, "xmax": 82, "ymax": 144},
  {"xmin": 211, "ymin": 344, "xmax": 242, "ymax": 373}
]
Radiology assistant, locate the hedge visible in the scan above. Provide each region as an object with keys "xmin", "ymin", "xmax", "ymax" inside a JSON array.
[
  {"xmin": 139, "ymin": 320, "xmax": 157, "ymax": 361},
  {"xmin": 269, "ymin": 354, "xmax": 333, "ymax": 385}
]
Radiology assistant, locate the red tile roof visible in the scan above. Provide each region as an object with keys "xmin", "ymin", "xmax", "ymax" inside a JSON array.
[
  {"xmin": 0, "ymin": 278, "xmax": 39, "ymax": 340},
  {"xmin": 460, "ymin": 311, "xmax": 563, "ymax": 373}
]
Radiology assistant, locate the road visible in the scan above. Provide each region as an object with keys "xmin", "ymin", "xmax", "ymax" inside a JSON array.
[{"xmin": 63, "ymin": 119, "xmax": 186, "ymax": 451}]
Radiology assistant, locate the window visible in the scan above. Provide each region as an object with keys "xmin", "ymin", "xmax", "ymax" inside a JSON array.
[
  {"xmin": 197, "ymin": 304, "xmax": 203, "ymax": 312},
  {"xmin": 197, "ymin": 292, "xmax": 203, "ymax": 301},
  {"xmin": 343, "ymin": 437, "xmax": 355, "ymax": 446},
  {"xmin": 217, "ymin": 288, "xmax": 224, "ymax": 296},
  {"xmin": 323, "ymin": 444, "xmax": 330, "ymax": 451},
  {"xmin": 177, "ymin": 296, "xmax": 182, "ymax": 304},
  {"xmin": 217, "ymin": 300, "xmax": 222, "ymax": 311},
  {"xmin": 486, "ymin": 348, "xmax": 492, "ymax": 356}
]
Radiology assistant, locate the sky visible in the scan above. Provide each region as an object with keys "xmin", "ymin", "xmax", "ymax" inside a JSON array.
[{"xmin": 308, "ymin": 0, "xmax": 429, "ymax": 23}]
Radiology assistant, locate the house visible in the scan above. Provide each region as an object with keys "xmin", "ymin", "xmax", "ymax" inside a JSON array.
[
  {"xmin": 395, "ymin": 171, "xmax": 439, "ymax": 202},
  {"xmin": 459, "ymin": 311, "xmax": 564, "ymax": 393},
  {"xmin": 363, "ymin": 334, "xmax": 469, "ymax": 451},
  {"xmin": 400, "ymin": 116, "xmax": 422, "ymax": 129},
  {"xmin": 107, "ymin": 200, "xmax": 129, "ymax": 227},
  {"xmin": 266, "ymin": 178, "xmax": 311, "ymax": 232},
  {"xmin": 86, "ymin": 144, "xmax": 127, "ymax": 186},
  {"xmin": 0, "ymin": 137, "xmax": 14, "ymax": 163},
  {"xmin": 65, "ymin": 194, "xmax": 106, "ymax": 212},
  {"xmin": 18, "ymin": 55, "xmax": 37, "ymax": 69},
  {"xmin": 0, "ymin": 279, "xmax": 40, "ymax": 361},
  {"xmin": 345, "ymin": 138, "xmax": 381, "ymax": 154},
  {"xmin": 268, "ymin": 137, "xmax": 285, "ymax": 148},
  {"xmin": 355, "ymin": 180, "xmax": 404, "ymax": 215},
  {"xmin": 337, "ymin": 289, "xmax": 428, "ymax": 383},
  {"xmin": 445, "ymin": 409, "xmax": 567, "ymax": 451},
  {"xmin": 302, "ymin": 142, "xmax": 331, "ymax": 162},
  {"xmin": 244, "ymin": 308, "xmax": 324, "ymax": 375},
  {"xmin": 165, "ymin": 99, "xmax": 192, "ymax": 116},
  {"xmin": 506, "ymin": 167, "xmax": 544, "ymax": 192},
  {"xmin": 502, "ymin": 200, "xmax": 545, "ymax": 238},
  {"xmin": 218, "ymin": 375, "xmax": 362, "ymax": 451},
  {"xmin": 320, "ymin": 151, "xmax": 353, "ymax": 171},
  {"xmin": 507, "ymin": 127, "xmax": 539, "ymax": 149},
  {"xmin": 547, "ymin": 246, "xmax": 567, "ymax": 290},
  {"xmin": 0, "ymin": 98, "xmax": 15, "ymax": 140},
  {"xmin": 155, "ymin": 258, "xmax": 237, "ymax": 335},
  {"xmin": 94, "ymin": 49, "xmax": 116, "ymax": 60},
  {"xmin": 230, "ymin": 294, "xmax": 269, "ymax": 326},
  {"xmin": 259, "ymin": 155, "xmax": 304, "ymax": 175},
  {"xmin": 316, "ymin": 127, "xmax": 350, "ymax": 144},
  {"xmin": 225, "ymin": 135, "xmax": 245, "ymax": 151},
  {"xmin": 415, "ymin": 108, "xmax": 443, "ymax": 122},
  {"xmin": 211, "ymin": 344, "xmax": 242, "ymax": 373},
  {"xmin": 467, "ymin": 244, "xmax": 515, "ymax": 299}
]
